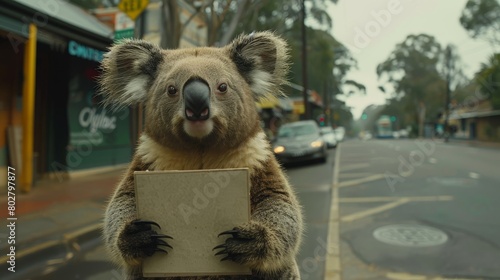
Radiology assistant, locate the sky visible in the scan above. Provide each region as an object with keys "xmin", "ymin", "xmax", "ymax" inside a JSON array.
[{"xmin": 326, "ymin": 0, "xmax": 497, "ymax": 119}]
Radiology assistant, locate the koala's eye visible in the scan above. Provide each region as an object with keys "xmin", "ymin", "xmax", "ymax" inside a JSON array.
[
  {"xmin": 167, "ymin": 85, "xmax": 178, "ymax": 96},
  {"xmin": 217, "ymin": 83, "xmax": 228, "ymax": 93}
]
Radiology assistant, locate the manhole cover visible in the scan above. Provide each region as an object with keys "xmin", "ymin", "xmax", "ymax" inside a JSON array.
[{"xmin": 373, "ymin": 224, "xmax": 448, "ymax": 247}]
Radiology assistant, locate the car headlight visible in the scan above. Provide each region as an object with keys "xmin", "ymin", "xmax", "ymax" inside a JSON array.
[
  {"xmin": 274, "ymin": 146, "xmax": 285, "ymax": 153},
  {"xmin": 310, "ymin": 140, "xmax": 324, "ymax": 148}
]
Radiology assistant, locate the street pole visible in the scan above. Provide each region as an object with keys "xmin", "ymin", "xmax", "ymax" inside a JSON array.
[
  {"xmin": 444, "ymin": 46, "xmax": 451, "ymax": 142},
  {"xmin": 132, "ymin": 12, "xmax": 146, "ymax": 147},
  {"xmin": 301, "ymin": 0, "xmax": 309, "ymax": 120}
]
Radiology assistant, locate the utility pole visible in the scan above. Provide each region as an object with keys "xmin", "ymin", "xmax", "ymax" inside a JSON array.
[
  {"xmin": 301, "ymin": 0, "xmax": 309, "ymax": 120},
  {"xmin": 444, "ymin": 46, "xmax": 452, "ymax": 142}
]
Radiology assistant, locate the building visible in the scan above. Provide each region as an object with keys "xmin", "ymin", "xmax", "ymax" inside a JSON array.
[
  {"xmin": 448, "ymin": 100, "xmax": 500, "ymax": 142},
  {"xmin": 138, "ymin": 0, "xmax": 207, "ymax": 47},
  {"xmin": 0, "ymin": 0, "xmax": 134, "ymax": 191}
]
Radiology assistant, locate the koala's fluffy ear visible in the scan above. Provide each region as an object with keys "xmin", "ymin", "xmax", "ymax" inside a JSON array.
[
  {"xmin": 99, "ymin": 39, "xmax": 163, "ymax": 108},
  {"xmin": 227, "ymin": 31, "xmax": 289, "ymax": 99}
]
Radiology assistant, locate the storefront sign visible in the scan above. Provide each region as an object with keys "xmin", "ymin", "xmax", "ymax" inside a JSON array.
[
  {"xmin": 115, "ymin": 11, "xmax": 135, "ymax": 40},
  {"xmin": 78, "ymin": 107, "xmax": 117, "ymax": 133},
  {"xmin": 68, "ymin": 40, "xmax": 105, "ymax": 62}
]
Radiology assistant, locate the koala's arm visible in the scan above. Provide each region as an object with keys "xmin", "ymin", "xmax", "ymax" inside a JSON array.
[
  {"xmin": 103, "ymin": 157, "xmax": 166, "ymax": 266},
  {"xmin": 250, "ymin": 158, "xmax": 303, "ymax": 271},
  {"xmin": 216, "ymin": 156, "xmax": 303, "ymax": 273}
]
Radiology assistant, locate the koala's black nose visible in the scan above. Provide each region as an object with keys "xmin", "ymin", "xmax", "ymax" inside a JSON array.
[{"xmin": 183, "ymin": 79, "xmax": 210, "ymax": 121}]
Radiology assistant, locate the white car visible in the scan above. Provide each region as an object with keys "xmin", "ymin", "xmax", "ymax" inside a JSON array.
[
  {"xmin": 334, "ymin": 127, "xmax": 345, "ymax": 142},
  {"xmin": 320, "ymin": 127, "xmax": 338, "ymax": 149}
]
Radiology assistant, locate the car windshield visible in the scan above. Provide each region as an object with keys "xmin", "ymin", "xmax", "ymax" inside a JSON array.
[{"xmin": 278, "ymin": 124, "xmax": 318, "ymax": 138}]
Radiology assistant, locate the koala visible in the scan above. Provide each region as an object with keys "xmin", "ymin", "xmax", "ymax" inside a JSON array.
[{"xmin": 100, "ymin": 31, "xmax": 303, "ymax": 280}]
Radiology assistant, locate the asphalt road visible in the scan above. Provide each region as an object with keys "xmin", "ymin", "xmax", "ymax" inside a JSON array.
[
  {"xmin": 336, "ymin": 139, "xmax": 500, "ymax": 280},
  {"xmin": 16, "ymin": 139, "xmax": 500, "ymax": 280},
  {"xmin": 28, "ymin": 150, "xmax": 337, "ymax": 280}
]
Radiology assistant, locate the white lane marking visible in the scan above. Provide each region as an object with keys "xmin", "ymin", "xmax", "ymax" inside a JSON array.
[
  {"xmin": 338, "ymin": 174, "xmax": 385, "ymax": 188},
  {"xmin": 338, "ymin": 196, "xmax": 454, "ymax": 203},
  {"xmin": 325, "ymin": 144, "xmax": 342, "ymax": 280},
  {"xmin": 339, "ymin": 172, "xmax": 376, "ymax": 179},
  {"xmin": 339, "ymin": 162, "xmax": 370, "ymax": 172},
  {"xmin": 469, "ymin": 172, "xmax": 480, "ymax": 179},
  {"xmin": 340, "ymin": 199, "xmax": 409, "ymax": 223}
]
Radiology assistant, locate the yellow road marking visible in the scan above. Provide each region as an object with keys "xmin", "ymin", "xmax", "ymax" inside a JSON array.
[
  {"xmin": 339, "ymin": 162, "xmax": 370, "ymax": 172},
  {"xmin": 339, "ymin": 172, "xmax": 376, "ymax": 179},
  {"xmin": 338, "ymin": 174, "xmax": 385, "ymax": 188},
  {"xmin": 325, "ymin": 144, "xmax": 342, "ymax": 280},
  {"xmin": 339, "ymin": 196, "xmax": 454, "ymax": 203},
  {"xmin": 386, "ymin": 272, "xmax": 469, "ymax": 280},
  {"xmin": 341, "ymin": 199, "xmax": 409, "ymax": 223}
]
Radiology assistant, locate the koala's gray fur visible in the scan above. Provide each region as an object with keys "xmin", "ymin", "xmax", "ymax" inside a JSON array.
[{"xmin": 99, "ymin": 31, "xmax": 303, "ymax": 280}]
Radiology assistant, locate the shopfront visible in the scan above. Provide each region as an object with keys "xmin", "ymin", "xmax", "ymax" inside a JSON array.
[
  {"xmin": 40, "ymin": 39, "xmax": 133, "ymax": 174},
  {"xmin": 1, "ymin": 0, "xmax": 133, "ymax": 189}
]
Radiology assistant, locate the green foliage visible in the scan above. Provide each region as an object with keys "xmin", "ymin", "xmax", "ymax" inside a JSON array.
[
  {"xmin": 476, "ymin": 53, "xmax": 500, "ymax": 109},
  {"xmin": 460, "ymin": 0, "xmax": 500, "ymax": 44},
  {"xmin": 377, "ymin": 34, "xmax": 450, "ymax": 127}
]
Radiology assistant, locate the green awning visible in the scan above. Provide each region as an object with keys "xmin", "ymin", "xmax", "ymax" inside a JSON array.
[{"xmin": 0, "ymin": 13, "xmax": 27, "ymax": 37}]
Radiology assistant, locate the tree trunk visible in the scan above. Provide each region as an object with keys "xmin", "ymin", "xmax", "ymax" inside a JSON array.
[{"xmin": 219, "ymin": 0, "xmax": 248, "ymax": 45}]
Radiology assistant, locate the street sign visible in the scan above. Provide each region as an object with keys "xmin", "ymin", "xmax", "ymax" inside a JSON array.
[
  {"xmin": 118, "ymin": 0, "xmax": 149, "ymax": 21},
  {"xmin": 114, "ymin": 12, "xmax": 135, "ymax": 40}
]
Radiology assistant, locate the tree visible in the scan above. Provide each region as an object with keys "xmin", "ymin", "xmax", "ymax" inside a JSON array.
[
  {"xmin": 162, "ymin": 0, "xmax": 340, "ymax": 48},
  {"xmin": 476, "ymin": 53, "xmax": 500, "ymax": 109},
  {"xmin": 460, "ymin": 0, "xmax": 500, "ymax": 45},
  {"xmin": 160, "ymin": 0, "xmax": 243, "ymax": 48},
  {"xmin": 377, "ymin": 34, "xmax": 447, "ymax": 137}
]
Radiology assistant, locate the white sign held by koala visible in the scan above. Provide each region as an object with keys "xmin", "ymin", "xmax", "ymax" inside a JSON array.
[{"xmin": 134, "ymin": 168, "xmax": 251, "ymax": 277}]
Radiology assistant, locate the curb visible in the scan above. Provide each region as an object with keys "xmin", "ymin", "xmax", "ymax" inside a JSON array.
[{"xmin": 1, "ymin": 223, "xmax": 102, "ymax": 280}]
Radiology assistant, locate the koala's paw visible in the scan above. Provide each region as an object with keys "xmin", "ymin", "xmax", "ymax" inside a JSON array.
[
  {"xmin": 213, "ymin": 221, "xmax": 271, "ymax": 267},
  {"xmin": 118, "ymin": 219, "xmax": 173, "ymax": 265}
]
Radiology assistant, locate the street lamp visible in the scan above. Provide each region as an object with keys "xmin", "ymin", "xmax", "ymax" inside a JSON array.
[{"xmin": 301, "ymin": 0, "xmax": 309, "ymax": 120}]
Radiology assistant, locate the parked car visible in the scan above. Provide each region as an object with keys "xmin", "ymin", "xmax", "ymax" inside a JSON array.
[
  {"xmin": 320, "ymin": 127, "xmax": 338, "ymax": 149},
  {"xmin": 273, "ymin": 120, "xmax": 327, "ymax": 164},
  {"xmin": 334, "ymin": 127, "xmax": 345, "ymax": 142}
]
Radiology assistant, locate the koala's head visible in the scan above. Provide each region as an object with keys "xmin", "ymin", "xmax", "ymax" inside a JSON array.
[{"xmin": 99, "ymin": 31, "xmax": 289, "ymax": 151}]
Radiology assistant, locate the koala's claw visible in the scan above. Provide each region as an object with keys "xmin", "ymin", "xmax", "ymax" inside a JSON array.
[
  {"xmin": 213, "ymin": 244, "xmax": 229, "ymax": 261},
  {"xmin": 213, "ymin": 223, "xmax": 268, "ymax": 264},
  {"xmin": 133, "ymin": 219, "xmax": 161, "ymax": 229},
  {"xmin": 152, "ymin": 233, "xmax": 173, "ymax": 239},
  {"xmin": 156, "ymin": 238, "xmax": 173, "ymax": 249},
  {"xmin": 118, "ymin": 219, "xmax": 174, "ymax": 262},
  {"xmin": 155, "ymin": 248, "xmax": 169, "ymax": 254},
  {"xmin": 218, "ymin": 229, "xmax": 240, "ymax": 238},
  {"xmin": 212, "ymin": 244, "xmax": 225, "ymax": 251}
]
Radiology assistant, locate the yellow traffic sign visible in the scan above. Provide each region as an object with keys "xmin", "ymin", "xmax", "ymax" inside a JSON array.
[{"xmin": 118, "ymin": 0, "xmax": 149, "ymax": 21}]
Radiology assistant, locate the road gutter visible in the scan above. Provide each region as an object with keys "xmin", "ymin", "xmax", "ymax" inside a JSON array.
[
  {"xmin": 324, "ymin": 144, "xmax": 342, "ymax": 280},
  {"xmin": 0, "ymin": 222, "xmax": 103, "ymax": 280}
]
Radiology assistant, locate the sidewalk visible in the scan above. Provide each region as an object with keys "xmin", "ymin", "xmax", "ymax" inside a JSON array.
[
  {"xmin": 426, "ymin": 137, "xmax": 500, "ymax": 149},
  {"xmin": 0, "ymin": 168, "xmax": 125, "ymax": 279},
  {"xmin": 447, "ymin": 138, "xmax": 500, "ymax": 149}
]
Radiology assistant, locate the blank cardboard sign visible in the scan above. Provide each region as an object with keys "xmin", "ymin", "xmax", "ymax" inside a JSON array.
[{"xmin": 134, "ymin": 168, "xmax": 251, "ymax": 277}]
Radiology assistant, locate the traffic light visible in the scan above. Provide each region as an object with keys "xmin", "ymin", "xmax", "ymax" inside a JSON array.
[
  {"xmin": 390, "ymin": 116, "xmax": 397, "ymax": 122},
  {"xmin": 318, "ymin": 115, "xmax": 325, "ymax": 126},
  {"xmin": 361, "ymin": 113, "xmax": 367, "ymax": 120}
]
